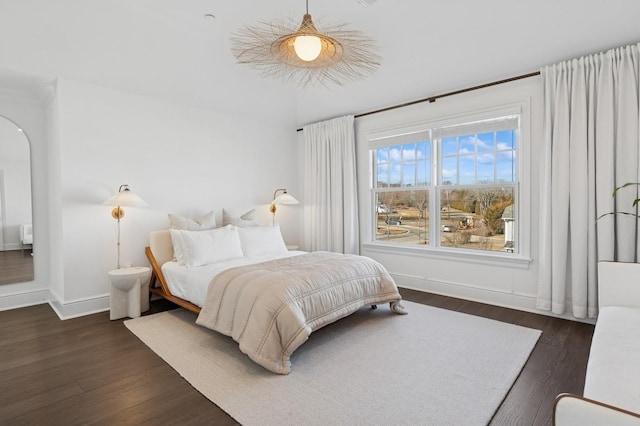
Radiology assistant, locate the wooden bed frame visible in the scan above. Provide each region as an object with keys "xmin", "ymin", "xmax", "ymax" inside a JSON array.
[
  {"xmin": 145, "ymin": 245, "xmax": 201, "ymax": 314},
  {"xmin": 144, "ymin": 229, "xmax": 387, "ymax": 318}
]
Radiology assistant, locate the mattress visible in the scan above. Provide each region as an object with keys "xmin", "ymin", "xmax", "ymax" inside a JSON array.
[{"xmin": 160, "ymin": 250, "xmax": 306, "ymax": 307}]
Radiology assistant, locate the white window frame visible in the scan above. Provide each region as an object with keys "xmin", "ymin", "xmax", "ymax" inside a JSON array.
[{"xmin": 363, "ymin": 101, "xmax": 531, "ymax": 269}]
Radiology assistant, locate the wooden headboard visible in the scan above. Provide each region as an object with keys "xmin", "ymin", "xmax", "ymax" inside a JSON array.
[{"xmin": 145, "ymin": 230, "xmax": 201, "ymax": 314}]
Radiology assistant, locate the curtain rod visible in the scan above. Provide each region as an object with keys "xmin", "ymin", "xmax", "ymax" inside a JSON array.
[{"xmin": 296, "ymin": 70, "xmax": 541, "ymax": 132}]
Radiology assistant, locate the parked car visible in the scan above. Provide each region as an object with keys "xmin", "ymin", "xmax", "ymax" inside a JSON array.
[{"xmin": 385, "ymin": 216, "xmax": 402, "ymax": 225}]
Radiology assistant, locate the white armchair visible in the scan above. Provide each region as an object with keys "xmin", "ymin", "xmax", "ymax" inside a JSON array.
[
  {"xmin": 20, "ymin": 224, "xmax": 33, "ymax": 253},
  {"xmin": 553, "ymin": 261, "xmax": 640, "ymax": 424}
]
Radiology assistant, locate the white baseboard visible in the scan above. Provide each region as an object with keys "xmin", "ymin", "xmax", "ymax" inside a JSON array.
[
  {"xmin": 0, "ymin": 288, "xmax": 50, "ymax": 311},
  {"xmin": 48, "ymin": 292, "xmax": 110, "ymax": 320},
  {"xmin": 1, "ymin": 242, "xmax": 22, "ymax": 251},
  {"xmin": 1, "ymin": 273, "xmax": 591, "ymax": 324},
  {"xmin": 0, "ymin": 288, "xmax": 110, "ymax": 319},
  {"xmin": 392, "ymin": 272, "xmax": 595, "ymax": 325}
]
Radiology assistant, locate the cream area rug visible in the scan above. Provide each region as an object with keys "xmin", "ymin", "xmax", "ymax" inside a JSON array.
[{"xmin": 125, "ymin": 301, "xmax": 541, "ymax": 425}]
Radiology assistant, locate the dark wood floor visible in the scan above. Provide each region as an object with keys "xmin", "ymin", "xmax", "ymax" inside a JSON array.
[
  {"xmin": 0, "ymin": 249, "xmax": 34, "ymax": 284},
  {"xmin": 0, "ymin": 289, "xmax": 594, "ymax": 425}
]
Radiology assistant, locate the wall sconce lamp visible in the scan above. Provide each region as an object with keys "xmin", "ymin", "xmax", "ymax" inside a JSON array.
[
  {"xmin": 269, "ymin": 188, "xmax": 299, "ymax": 224},
  {"xmin": 103, "ymin": 184, "xmax": 147, "ymax": 269}
]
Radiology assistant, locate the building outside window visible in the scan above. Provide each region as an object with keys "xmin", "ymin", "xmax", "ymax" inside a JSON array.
[{"xmin": 371, "ymin": 112, "xmax": 520, "ymax": 255}]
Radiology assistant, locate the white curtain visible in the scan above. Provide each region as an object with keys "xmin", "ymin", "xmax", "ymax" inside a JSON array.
[
  {"xmin": 302, "ymin": 115, "xmax": 359, "ymax": 254},
  {"xmin": 537, "ymin": 43, "xmax": 640, "ymax": 318}
]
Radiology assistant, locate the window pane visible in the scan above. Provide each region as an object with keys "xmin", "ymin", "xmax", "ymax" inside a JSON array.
[
  {"xmin": 497, "ymin": 130, "xmax": 514, "ymax": 150},
  {"xmin": 376, "ymin": 163, "xmax": 389, "ymax": 187},
  {"xmin": 497, "ymin": 151, "xmax": 515, "ymax": 182},
  {"xmin": 441, "ymin": 130, "xmax": 515, "ymax": 186},
  {"xmin": 389, "ymin": 163, "xmax": 401, "ymax": 186},
  {"xmin": 386, "ymin": 145, "xmax": 402, "ymax": 186},
  {"xmin": 459, "ymin": 156, "xmax": 475, "ymax": 184},
  {"xmin": 477, "ymin": 132, "xmax": 494, "ymax": 152},
  {"xmin": 375, "ymin": 142, "xmax": 431, "ymax": 189},
  {"xmin": 417, "ymin": 141, "xmax": 430, "ymax": 159},
  {"xmin": 442, "ymin": 137, "xmax": 457, "ymax": 156},
  {"xmin": 402, "ymin": 162, "xmax": 416, "ymax": 187},
  {"xmin": 376, "ymin": 146, "xmax": 390, "ymax": 163},
  {"xmin": 439, "ymin": 187, "xmax": 516, "ymax": 253},
  {"xmin": 388, "ymin": 145, "xmax": 402, "ymax": 162},
  {"xmin": 442, "ymin": 157, "xmax": 457, "ymax": 185},
  {"xmin": 375, "ymin": 191, "xmax": 429, "ymax": 245},
  {"xmin": 477, "ymin": 153, "xmax": 495, "ymax": 182},
  {"xmin": 402, "ymin": 143, "xmax": 417, "ymax": 160},
  {"xmin": 417, "ymin": 161, "xmax": 430, "ymax": 186},
  {"xmin": 459, "ymin": 135, "xmax": 475, "ymax": 155}
]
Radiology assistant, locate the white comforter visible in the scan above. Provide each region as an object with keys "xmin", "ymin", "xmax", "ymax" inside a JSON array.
[{"xmin": 195, "ymin": 251, "xmax": 406, "ymax": 374}]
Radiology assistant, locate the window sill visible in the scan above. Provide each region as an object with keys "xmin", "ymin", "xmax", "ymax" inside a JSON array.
[{"xmin": 361, "ymin": 241, "xmax": 532, "ymax": 270}]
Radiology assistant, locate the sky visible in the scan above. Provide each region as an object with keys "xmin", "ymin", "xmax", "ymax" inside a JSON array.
[{"xmin": 376, "ymin": 129, "xmax": 516, "ymax": 187}]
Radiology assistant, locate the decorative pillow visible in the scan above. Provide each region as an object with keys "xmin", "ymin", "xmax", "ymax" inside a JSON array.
[
  {"xmin": 168, "ymin": 211, "xmax": 216, "ymax": 231},
  {"xmin": 222, "ymin": 208, "xmax": 258, "ymax": 227},
  {"xmin": 170, "ymin": 225, "xmax": 244, "ymax": 268},
  {"xmin": 237, "ymin": 224, "xmax": 288, "ymax": 257}
]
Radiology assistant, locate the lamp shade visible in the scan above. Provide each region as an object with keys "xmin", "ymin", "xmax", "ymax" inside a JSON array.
[
  {"xmin": 230, "ymin": 3, "xmax": 381, "ymax": 88},
  {"xmin": 102, "ymin": 185, "xmax": 147, "ymax": 207},
  {"xmin": 269, "ymin": 188, "xmax": 299, "ymax": 220},
  {"xmin": 274, "ymin": 192, "xmax": 300, "ymax": 205}
]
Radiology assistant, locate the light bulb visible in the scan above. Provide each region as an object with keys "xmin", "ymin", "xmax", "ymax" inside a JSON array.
[{"xmin": 294, "ymin": 35, "xmax": 322, "ymax": 61}]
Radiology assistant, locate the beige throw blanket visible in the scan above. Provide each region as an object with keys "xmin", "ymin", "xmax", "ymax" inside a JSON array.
[{"xmin": 196, "ymin": 252, "xmax": 406, "ymax": 374}]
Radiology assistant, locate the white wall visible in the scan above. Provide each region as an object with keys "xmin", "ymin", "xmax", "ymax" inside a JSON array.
[
  {"xmin": 45, "ymin": 84, "xmax": 64, "ymax": 302},
  {"xmin": 47, "ymin": 79, "xmax": 300, "ymax": 317},
  {"xmin": 0, "ymin": 72, "xmax": 584, "ymax": 322},
  {"xmin": 354, "ymin": 76, "xmax": 574, "ymax": 319}
]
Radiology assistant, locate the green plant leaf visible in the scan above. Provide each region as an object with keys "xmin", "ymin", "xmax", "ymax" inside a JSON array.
[
  {"xmin": 598, "ymin": 183, "xmax": 640, "ymax": 222},
  {"xmin": 612, "ymin": 182, "xmax": 640, "ymax": 197}
]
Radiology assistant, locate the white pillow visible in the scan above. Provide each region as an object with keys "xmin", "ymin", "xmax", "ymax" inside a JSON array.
[
  {"xmin": 222, "ymin": 208, "xmax": 258, "ymax": 227},
  {"xmin": 169, "ymin": 229, "xmax": 187, "ymax": 265},
  {"xmin": 170, "ymin": 225, "xmax": 244, "ymax": 268},
  {"xmin": 237, "ymin": 224, "xmax": 288, "ymax": 257},
  {"xmin": 168, "ymin": 211, "xmax": 216, "ymax": 231}
]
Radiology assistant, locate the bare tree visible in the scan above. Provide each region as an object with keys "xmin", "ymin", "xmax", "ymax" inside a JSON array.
[
  {"xmin": 451, "ymin": 189, "xmax": 473, "ymax": 212},
  {"xmin": 411, "ymin": 190, "xmax": 429, "ymax": 219},
  {"xmin": 378, "ymin": 192, "xmax": 402, "ymax": 211},
  {"xmin": 476, "ymin": 186, "xmax": 508, "ymax": 216}
]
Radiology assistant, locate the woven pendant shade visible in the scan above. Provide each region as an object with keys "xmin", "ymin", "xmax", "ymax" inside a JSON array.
[
  {"xmin": 230, "ymin": 3, "xmax": 380, "ymax": 88},
  {"xmin": 270, "ymin": 14, "xmax": 343, "ymax": 69}
]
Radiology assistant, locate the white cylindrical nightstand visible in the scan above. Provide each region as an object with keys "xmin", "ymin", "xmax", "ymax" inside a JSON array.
[{"xmin": 107, "ymin": 266, "xmax": 151, "ymax": 320}]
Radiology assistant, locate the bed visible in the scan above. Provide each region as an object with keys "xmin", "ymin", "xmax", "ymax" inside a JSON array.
[{"xmin": 145, "ymin": 224, "xmax": 407, "ymax": 374}]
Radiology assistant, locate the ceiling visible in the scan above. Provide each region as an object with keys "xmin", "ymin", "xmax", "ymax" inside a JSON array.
[{"xmin": 1, "ymin": 0, "xmax": 640, "ymax": 128}]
